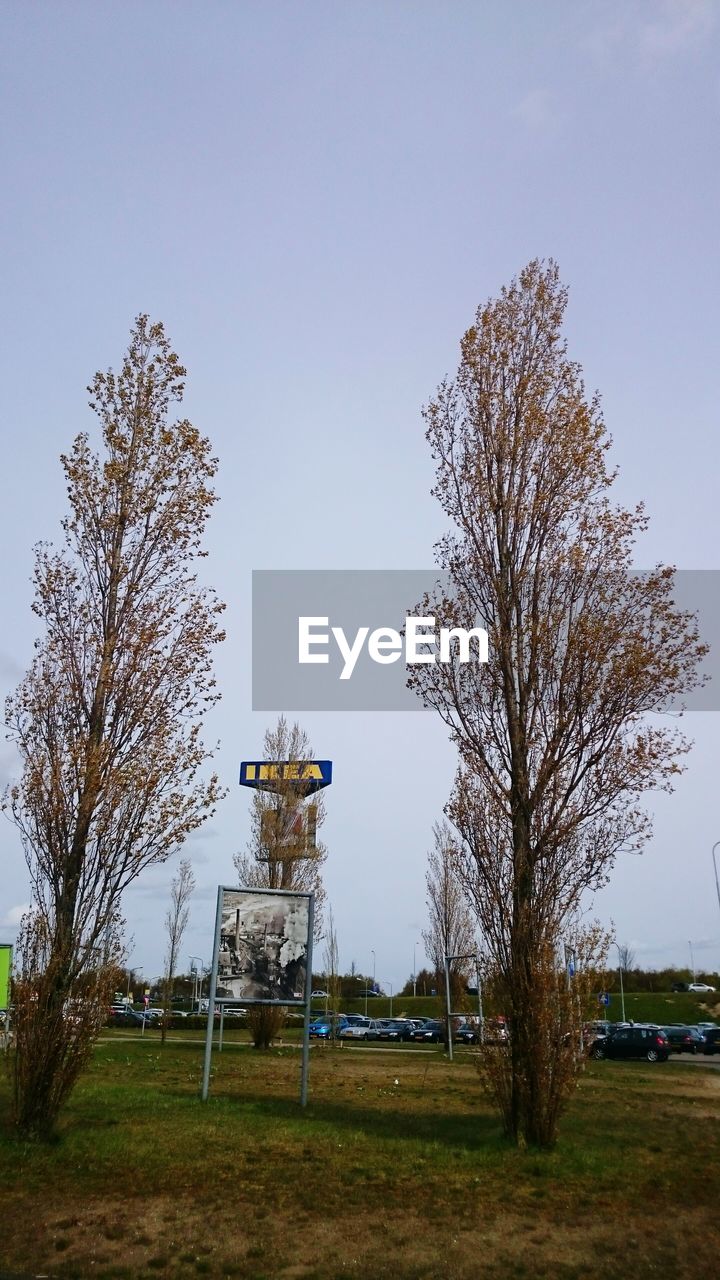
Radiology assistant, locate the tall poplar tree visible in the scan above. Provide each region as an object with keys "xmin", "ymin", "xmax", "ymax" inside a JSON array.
[
  {"xmin": 5, "ymin": 317, "xmax": 225, "ymax": 1137},
  {"xmin": 410, "ymin": 260, "xmax": 706, "ymax": 1147}
]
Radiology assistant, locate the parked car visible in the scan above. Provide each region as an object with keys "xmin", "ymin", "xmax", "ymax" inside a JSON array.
[
  {"xmin": 309, "ymin": 1015, "xmax": 348, "ymax": 1039},
  {"xmin": 701, "ymin": 1028, "xmax": 720, "ymax": 1055},
  {"xmin": 688, "ymin": 983, "xmax": 716, "ymax": 993},
  {"xmin": 483, "ymin": 1017, "xmax": 509, "ymax": 1045},
  {"xmin": 310, "ymin": 989, "xmax": 328, "ymax": 998},
  {"xmin": 376, "ymin": 1019, "xmax": 414, "ymax": 1042},
  {"xmin": 107, "ymin": 1006, "xmax": 133, "ymax": 1026},
  {"xmin": 455, "ymin": 1023, "xmax": 480, "ymax": 1045},
  {"xmin": 584, "ymin": 1020, "xmax": 614, "ymax": 1039},
  {"xmin": 410, "ymin": 1019, "xmax": 445, "ymax": 1043},
  {"xmin": 671, "ymin": 982, "xmax": 690, "ymax": 992},
  {"xmin": 339, "ymin": 1019, "xmax": 380, "ymax": 1041},
  {"xmin": 590, "ymin": 1024, "xmax": 669, "ymax": 1062},
  {"xmin": 108, "ymin": 1006, "xmax": 158, "ymax": 1029},
  {"xmin": 660, "ymin": 1025, "xmax": 703, "ymax": 1054}
]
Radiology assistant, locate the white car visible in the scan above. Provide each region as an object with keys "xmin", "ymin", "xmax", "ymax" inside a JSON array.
[
  {"xmin": 688, "ymin": 983, "xmax": 716, "ymax": 993},
  {"xmin": 339, "ymin": 1019, "xmax": 380, "ymax": 1040},
  {"xmin": 310, "ymin": 989, "xmax": 328, "ymax": 997}
]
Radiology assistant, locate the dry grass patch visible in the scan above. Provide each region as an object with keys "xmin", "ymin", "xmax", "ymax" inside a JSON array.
[{"xmin": 0, "ymin": 1041, "xmax": 718, "ymax": 1278}]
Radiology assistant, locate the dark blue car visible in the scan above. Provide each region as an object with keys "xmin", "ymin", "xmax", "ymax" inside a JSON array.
[{"xmin": 108, "ymin": 1006, "xmax": 158, "ymax": 1029}]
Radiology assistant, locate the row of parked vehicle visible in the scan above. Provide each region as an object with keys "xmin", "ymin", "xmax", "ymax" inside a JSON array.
[
  {"xmin": 107, "ymin": 1003, "xmax": 252, "ymax": 1026},
  {"xmin": 309, "ymin": 1013, "xmax": 508, "ymax": 1045},
  {"xmin": 107, "ymin": 1004, "xmax": 166, "ymax": 1027},
  {"xmin": 105, "ymin": 1005, "xmax": 719, "ymax": 1061},
  {"xmin": 585, "ymin": 1021, "xmax": 720, "ymax": 1062}
]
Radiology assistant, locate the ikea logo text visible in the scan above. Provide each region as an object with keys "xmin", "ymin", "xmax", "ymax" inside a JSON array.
[{"xmin": 244, "ymin": 762, "xmax": 323, "ymax": 783}]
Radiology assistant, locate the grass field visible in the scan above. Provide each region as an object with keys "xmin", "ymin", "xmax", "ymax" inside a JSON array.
[{"xmin": 1, "ymin": 1034, "xmax": 719, "ymax": 1279}]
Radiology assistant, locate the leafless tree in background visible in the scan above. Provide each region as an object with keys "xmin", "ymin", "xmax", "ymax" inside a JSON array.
[
  {"xmin": 161, "ymin": 858, "xmax": 196, "ymax": 1043},
  {"xmin": 422, "ymin": 820, "xmax": 476, "ymax": 1022},
  {"xmin": 4, "ymin": 318, "xmax": 225, "ymax": 1137},
  {"xmin": 323, "ymin": 907, "xmax": 341, "ymax": 1033}
]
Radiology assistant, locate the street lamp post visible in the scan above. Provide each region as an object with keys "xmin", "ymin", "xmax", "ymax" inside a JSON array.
[
  {"xmin": 126, "ymin": 965, "xmax": 142, "ymax": 1000},
  {"xmin": 368, "ymin": 950, "xmax": 375, "ymax": 1017},
  {"xmin": 712, "ymin": 842, "xmax": 720, "ymax": 919},
  {"xmin": 189, "ymin": 955, "xmax": 204, "ymax": 1011},
  {"xmin": 617, "ymin": 944, "xmax": 626, "ymax": 1023},
  {"xmin": 689, "ymin": 940, "xmax": 696, "ymax": 984},
  {"xmin": 413, "ymin": 941, "xmax": 420, "ymax": 998},
  {"xmin": 381, "ymin": 980, "xmax": 394, "ymax": 1017}
]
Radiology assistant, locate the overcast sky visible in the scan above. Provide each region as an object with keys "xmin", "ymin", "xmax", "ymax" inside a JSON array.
[{"xmin": 1, "ymin": 1, "xmax": 719, "ymax": 992}]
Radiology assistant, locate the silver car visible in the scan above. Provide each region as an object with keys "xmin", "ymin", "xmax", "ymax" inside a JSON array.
[{"xmin": 339, "ymin": 1019, "xmax": 380, "ymax": 1041}]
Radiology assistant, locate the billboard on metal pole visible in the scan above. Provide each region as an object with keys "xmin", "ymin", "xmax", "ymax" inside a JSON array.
[
  {"xmin": 201, "ymin": 887, "xmax": 314, "ymax": 1104},
  {"xmin": 216, "ymin": 888, "xmax": 311, "ymax": 1004}
]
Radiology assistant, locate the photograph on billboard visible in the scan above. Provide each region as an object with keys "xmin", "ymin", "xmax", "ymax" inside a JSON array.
[{"xmin": 217, "ymin": 889, "xmax": 310, "ymax": 1003}]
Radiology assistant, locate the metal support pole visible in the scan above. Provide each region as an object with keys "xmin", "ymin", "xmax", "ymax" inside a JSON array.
[
  {"xmin": 713, "ymin": 842, "xmax": 720, "ymax": 921},
  {"xmin": 201, "ymin": 889, "xmax": 224, "ymax": 1101},
  {"xmin": 476, "ymin": 961, "xmax": 484, "ymax": 1045},
  {"xmin": 219, "ymin": 1004, "xmax": 225, "ymax": 1052},
  {"xmin": 619, "ymin": 959, "xmax": 626, "ymax": 1023},
  {"xmin": 300, "ymin": 894, "xmax": 315, "ymax": 1108},
  {"xmin": 189, "ymin": 956, "xmax": 203, "ymax": 1012},
  {"xmin": 444, "ymin": 957, "xmax": 453, "ymax": 1061},
  {"xmin": 371, "ymin": 949, "xmax": 375, "ymax": 1011},
  {"xmin": 127, "ymin": 965, "xmax": 141, "ymax": 999}
]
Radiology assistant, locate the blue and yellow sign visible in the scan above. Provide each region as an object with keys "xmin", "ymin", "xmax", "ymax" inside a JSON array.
[{"xmin": 239, "ymin": 760, "xmax": 333, "ymax": 794}]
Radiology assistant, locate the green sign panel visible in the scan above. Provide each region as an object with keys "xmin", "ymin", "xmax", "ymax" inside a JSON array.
[{"xmin": 0, "ymin": 946, "xmax": 12, "ymax": 1009}]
